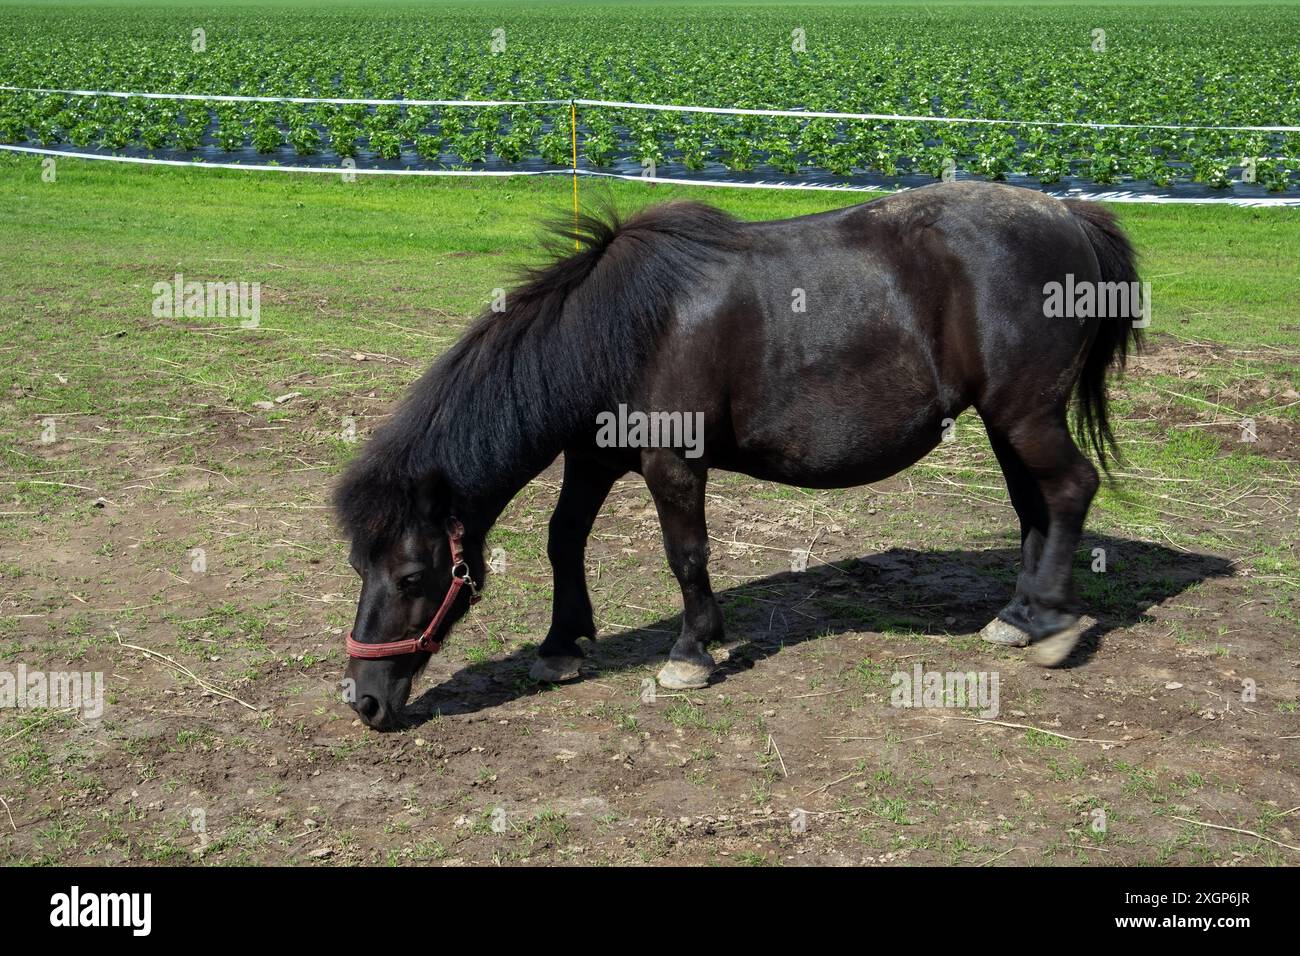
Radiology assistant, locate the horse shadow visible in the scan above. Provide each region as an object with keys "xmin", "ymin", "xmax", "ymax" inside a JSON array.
[{"xmin": 403, "ymin": 532, "xmax": 1233, "ymax": 724}]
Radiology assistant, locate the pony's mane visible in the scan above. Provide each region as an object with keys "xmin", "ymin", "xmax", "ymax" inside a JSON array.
[{"xmin": 334, "ymin": 200, "xmax": 746, "ymax": 551}]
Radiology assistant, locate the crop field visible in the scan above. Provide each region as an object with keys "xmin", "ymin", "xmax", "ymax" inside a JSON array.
[
  {"xmin": 0, "ymin": 2, "xmax": 1298, "ymax": 870},
  {"xmin": 1, "ymin": 1, "xmax": 1298, "ymax": 192}
]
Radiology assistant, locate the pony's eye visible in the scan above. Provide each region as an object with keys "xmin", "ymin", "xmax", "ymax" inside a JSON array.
[{"xmin": 400, "ymin": 572, "xmax": 423, "ymax": 589}]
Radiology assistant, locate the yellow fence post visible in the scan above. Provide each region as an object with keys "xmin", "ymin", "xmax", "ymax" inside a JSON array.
[{"xmin": 570, "ymin": 99, "xmax": 580, "ymax": 250}]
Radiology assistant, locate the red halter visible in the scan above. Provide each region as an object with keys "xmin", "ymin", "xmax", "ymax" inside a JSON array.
[{"xmin": 344, "ymin": 518, "xmax": 481, "ymax": 659}]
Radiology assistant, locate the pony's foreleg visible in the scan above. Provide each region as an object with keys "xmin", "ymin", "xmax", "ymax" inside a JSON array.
[
  {"xmin": 530, "ymin": 455, "xmax": 624, "ymax": 683},
  {"xmin": 643, "ymin": 450, "xmax": 723, "ymax": 690}
]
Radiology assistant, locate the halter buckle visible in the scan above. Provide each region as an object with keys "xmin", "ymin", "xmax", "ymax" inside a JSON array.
[{"xmin": 451, "ymin": 560, "xmax": 480, "ymax": 602}]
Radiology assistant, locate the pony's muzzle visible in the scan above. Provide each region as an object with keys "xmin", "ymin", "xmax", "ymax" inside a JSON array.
[
  {"xmin": 350, "ymin": 691, "xmax": 402, "ymax": 730},
  {"xmin": 345, "ymin": 658, "xmax": 414, "ymax": 730},
  {"xmin": 352, "ymin": 693, "xmax": 380, "ymax": 722}
]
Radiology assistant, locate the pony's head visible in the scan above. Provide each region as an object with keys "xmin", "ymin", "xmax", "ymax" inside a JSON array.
[
  {"xmin": 334, "ymin": 465, "xmax": 484, "ymax": 730},
  {"xmin": 328, "ymin": 201, "xmax": 737, "ymax": 727}
]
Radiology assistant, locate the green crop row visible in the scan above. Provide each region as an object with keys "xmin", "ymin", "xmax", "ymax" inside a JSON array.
[{"xmin": 0, "ymin": 3, "xmax": 1296, "ymax": 190}]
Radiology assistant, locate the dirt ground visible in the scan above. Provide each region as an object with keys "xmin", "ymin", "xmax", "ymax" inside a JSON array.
[{"xmin": 2, "ymin": 336, "xmax": 1297, "ymax": 866}]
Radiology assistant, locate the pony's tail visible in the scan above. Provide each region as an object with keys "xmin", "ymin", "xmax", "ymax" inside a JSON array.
[{"xmin": 1063, "ymin": 200, "xmax": 1144, "ymax": 475}]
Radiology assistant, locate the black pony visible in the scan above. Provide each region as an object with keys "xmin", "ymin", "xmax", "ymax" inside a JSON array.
[{"xmin": 335, "ymin": 181, "xmax": 1141, "ymax": 730}]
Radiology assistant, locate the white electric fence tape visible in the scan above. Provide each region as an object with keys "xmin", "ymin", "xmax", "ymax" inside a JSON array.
[{"xmin": 2, "ymin": 85, "xmax": 1297, "ymax": 132}]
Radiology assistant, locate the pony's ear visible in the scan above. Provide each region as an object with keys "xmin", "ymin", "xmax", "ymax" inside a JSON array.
[
  {"xmin": 415, "ymin": 473, "xmax": 449, "ymax": 523},
  {"xmin": 414, "ymin": 490, "xmax": 436, "ymax": 522}
]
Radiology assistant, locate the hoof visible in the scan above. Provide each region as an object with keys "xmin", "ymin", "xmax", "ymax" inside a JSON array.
[
  {"xmin": 656, "ymin": 659, "xmax": 714, "ymax": 690},
  {"xmin": 1029, "ymin": 617, "xmax": 1092, "ymax": 667},
  {"xmin": 529, "ymin": 655, "xmax": 583, "ymax": 683},
  {"xmin": 980, "ymin": 617, "xmax": 1031, "ymax": 648}
]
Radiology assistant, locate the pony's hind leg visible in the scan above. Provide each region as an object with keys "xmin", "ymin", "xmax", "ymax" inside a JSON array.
[
  {"xmin": 985, "ymin": 414, "xmax": 1099, "ymax": 666},
  {"xmin": 980, "ymin": 427, "xmax": 1049, "ymax": 649},
  {"xmin": 530, "ymin": 454, "xmax": 625, "ymax": 683},
  {"xmin": 642, "ymin": 450, "xmax": 723, "ymax": 690}
]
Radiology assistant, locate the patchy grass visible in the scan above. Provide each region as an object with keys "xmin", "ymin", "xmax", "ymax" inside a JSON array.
[{"xmin": 0, "ymin": 156, "xmax": 1296, "ymax": 866}]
